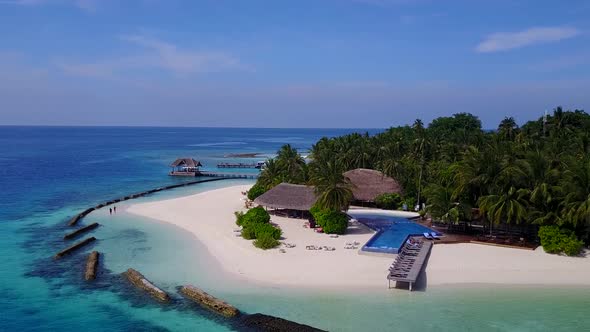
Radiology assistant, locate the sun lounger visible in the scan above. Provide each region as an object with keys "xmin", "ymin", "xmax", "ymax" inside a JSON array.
[
  {"xmin": 423, "ymin": 232, "xmax": 433, "ymax": 239},
  {"xmin": 430, "ymin": 232, "xmax": 441, "ymax": 239}
]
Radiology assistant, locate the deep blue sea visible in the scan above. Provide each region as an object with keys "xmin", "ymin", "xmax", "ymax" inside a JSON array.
[{"xmin": 1, "ymin": 126, "xmax": 589, "ymax": 332}]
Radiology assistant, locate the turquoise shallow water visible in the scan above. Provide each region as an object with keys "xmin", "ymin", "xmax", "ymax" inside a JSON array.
[{"xmin": 1, "ymin": 126, "xmax": 589, "ymax": 331}]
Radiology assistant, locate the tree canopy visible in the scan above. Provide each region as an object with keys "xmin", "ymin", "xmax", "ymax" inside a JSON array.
[{"xmin": 252, "ymin": 107, "xmax": 590, "ymax": 251}]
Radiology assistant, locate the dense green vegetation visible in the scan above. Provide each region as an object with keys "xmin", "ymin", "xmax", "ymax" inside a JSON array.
[
  {"xmin": 246, "ymin": 183, "xmax": 266, "ymax": 200},
  {"xmin": 235, "ymin": 207, "xmax": 281, "ymax": 249},
  {"xmin": 309, "ymin": 205, "xmax": 349, "ymax": 234},
  {"xmin": 538, "ymin": 226, "xmax": 584, "ymax": 256},
  {"xmin": 254, "ymin": 233, "xmax": 280, "ymax": 250},
  {"xmin": 375, "ymin": 193, "xmax": 402, "ymax": 210},
  {"xmin": 252, "ymin": 107, "xmax": 589, "ymax": 255}
]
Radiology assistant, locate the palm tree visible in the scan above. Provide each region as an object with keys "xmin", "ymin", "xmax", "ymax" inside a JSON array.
[
  {"xmin": 257, "ymin": 159, "xmax": 283, "ymax": 190},
  {"xmin": 309, "ymin": 157, "xmax": 352, "ymax": 211},
  {"xmin": 276, "ymin": 144, "xmax": 306, "ymax": 183},
  {"xmin": 520, "ymin": 150, "xmax": 563, "ymax": 225},
  {"xmin": 453, "ymin": 144, "xmax": 502, "ymax": 205},
  {"xmin": 478, "ymin": 187, "xmax": 529, "ymax": 232},
  {"xmin": 498, "ymin": 117, "xmax": 519, "ymax": 141},
  {"xmin": 561, "ymin": 157, "xmax": 590, "ymax": 230},
  {"xmin": 423, "ymin": 183, "xmax": 462, "ymax": 224}
]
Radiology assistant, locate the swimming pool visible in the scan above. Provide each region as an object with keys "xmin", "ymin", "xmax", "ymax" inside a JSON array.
[{"xmin": 348, "ymin": 210, "xmax": 440, "ymax": 254}]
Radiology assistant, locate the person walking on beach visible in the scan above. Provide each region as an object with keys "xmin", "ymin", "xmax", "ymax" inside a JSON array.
[
  {"xmin": 113, "ymin": 206, "xmax": 117, "ymax": 214},
  {"xmin": 109, "ymin": 208, "xmax": 112, "ymax": 215}
]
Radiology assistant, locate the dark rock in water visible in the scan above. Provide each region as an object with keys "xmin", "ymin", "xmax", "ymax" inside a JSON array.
[
  {"xmin": 68, "ymin": 214, "xmax": 83, "ymax": 226},
  {"xmin": 241, "ymin": 313, "xmax": 326, "ymax": 332},
  {"xmin": 64, "ymin": 222, "xmax": 100, "ymax": 240},
  {"xmin": 123, "ymin": 268, "xmax": 170, "ymax": 302},
  {"xmin": 54, "ymin": 237, "xmax": 96, "ymax": 259},
  {"xmin": 85, "ymin": 251, "xmax": 99, "ymax": 281},
  {"xmin": 180, "ymin": 285, "xmax": 239, "ymax": 317}
]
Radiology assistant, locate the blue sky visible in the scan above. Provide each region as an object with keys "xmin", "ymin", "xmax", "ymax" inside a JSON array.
[{"xmin": 0, "ymin": 0, "xmax": 589, "ymax": 128}]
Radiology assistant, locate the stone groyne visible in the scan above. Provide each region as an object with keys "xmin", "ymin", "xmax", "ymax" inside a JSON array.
[
  {"xmin": 67, "ymin": 177, "xmax": 230, "ymax": 226},
  {"xmin": 54, "ymin": 237, "xmax": 96, "ymax": 259},
  {"xmin": 64, "ymin": 222, "xmax": 100, "ymax": 240},
  {"xmin": 84, "ymin": 251, "xmax": 100, "ymax": 281},
  {"xmin": 241, "ymin": 313, "xmax": 327, "ymax": 332},
  {"xmin": 124, "ymin": 268, "xmax": 170, "ymax": 302},
  {"xmin": 180, "ymin": 285, "xmax": 240, "ymax": 317}
]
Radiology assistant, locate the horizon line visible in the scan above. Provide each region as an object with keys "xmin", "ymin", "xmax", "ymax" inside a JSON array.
[{"xmin": 0, "ymin": 124, "xmax": 388, "ymax": 130}]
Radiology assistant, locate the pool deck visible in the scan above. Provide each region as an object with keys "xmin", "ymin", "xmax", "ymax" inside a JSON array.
[{"xmin": 417, "ymin": 219, "xmax": 537, "ymax": 249}]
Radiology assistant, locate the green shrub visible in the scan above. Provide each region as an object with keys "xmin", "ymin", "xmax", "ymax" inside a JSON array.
[
  {"xmin": 310, "ymin": 204, "xmax": 349, "ymax": 234},
  {"xmin": 241, "ymin": 227, "xmax": 256, "ymax": 240},
  {"xmin": 237, "ymin": 206, "xmax": 270, "ymax": 227},
  {"xmin": 403, "ymin": 197, "xmax": 416, "ymax": 210},
  {"xmin": 538, "ymin": 225, "xmax": 584, "ymax": 256},
  {"xmin": 247, "ymin": 183, "xmax": 266, "ymax": 200},
  {"xmin": 419, "ymin": 209, "xmax": 427, "ymax": 219},
  {"xmin": 234, "ymin": 211, "xmax": 245, "ymax": 226},
  {"xmin": 253, "ymin": 222, "xmax": 282, "ymax": 240},
  {"xmin": 236, "ymin": 206, "xmax": 282, "ymax": 246},
  {"xmin": 253, "ymin": 232, "xmax": 280, "ymax": 249},
  {"xmin": 375, "ymin": 193, "xmax": 402, "ymax": 210}
]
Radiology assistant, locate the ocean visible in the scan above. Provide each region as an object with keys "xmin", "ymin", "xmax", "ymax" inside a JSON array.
[{"xmin": 1, "ymin": 126, "xmax": 589, "ymax": 331}]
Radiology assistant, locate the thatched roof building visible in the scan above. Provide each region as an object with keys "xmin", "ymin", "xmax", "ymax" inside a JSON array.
[
  {"xmin": 344, "ymin": 168, "xmax": 402, "ymax": 202},
  {"xmin": 254, "ymin": 183, "xmax": 318, "ymax": 211},
  {"xmin": 170, "ymin": 158, "xmax": 202, "ymax": 168}
]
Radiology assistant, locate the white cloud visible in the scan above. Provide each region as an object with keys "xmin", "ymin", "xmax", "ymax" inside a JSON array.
[
  {"xmin": 476, "ymin": 26, "xmax": 580, "ymax": 53},
  {"xmin": 120, "ymin": 35, "xmax": 244, "ymax": 74},
  {"xmin": 57, "ymin": 35, "xmax": 247, "ymax": 78}
]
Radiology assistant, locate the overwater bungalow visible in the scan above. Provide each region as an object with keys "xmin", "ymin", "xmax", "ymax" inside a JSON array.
[
  {"xmin": 344, "ymin": 168, "xmax": 402, "ymax": 205},
  {"xmin": 169, "ymin": 158, "xmax": 202, "ymax": 177}
]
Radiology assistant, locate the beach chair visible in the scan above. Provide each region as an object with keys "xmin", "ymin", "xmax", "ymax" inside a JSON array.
[
  {"xmin": 423, "ymin": 232, "xmax": 433, "ymax": 239},
  {"xmin": 430, "ymin": 232, "xmax": 441, "ymax": 240}
]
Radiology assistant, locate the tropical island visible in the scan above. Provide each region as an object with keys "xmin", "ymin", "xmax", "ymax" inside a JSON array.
[{"xmin": 128, "ymin": 107, "xmax": 590, "ymax": 290}]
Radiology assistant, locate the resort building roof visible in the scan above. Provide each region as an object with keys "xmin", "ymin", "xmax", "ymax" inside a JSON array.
[
  {"xmin": 254, "ymin": 183, "xmax": 318, "ymax": 211},
  {"xmin": 344, "ymin": 168, "xmax": 402, "ymax": 202},
  {"xmin": 170, "ymin": 158, "xmax": 202, "ymax": 168}
]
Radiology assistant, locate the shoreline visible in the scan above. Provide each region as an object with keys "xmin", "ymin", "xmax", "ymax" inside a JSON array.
[{"xmin": 126, "ymin": 185, "xmax": 590, "ymax": 290}]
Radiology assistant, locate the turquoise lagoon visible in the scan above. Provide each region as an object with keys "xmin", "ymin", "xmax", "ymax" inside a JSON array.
[{"xmin": 1, "ymin": 126, "xmax": 589, "ymax": 331}]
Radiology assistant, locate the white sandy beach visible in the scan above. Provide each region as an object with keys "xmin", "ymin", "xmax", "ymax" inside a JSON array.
[{"xmin": 127, "ymin": 185, "xmax": 590, "ymax": 289}]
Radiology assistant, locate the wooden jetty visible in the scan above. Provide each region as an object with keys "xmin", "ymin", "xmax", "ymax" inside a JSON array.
[
  {"xmin": 180, "ymin": 285, "xmax": 240, "ymax": 317},
  {"xmin": 387, "ymin": 240, "xmax": 433, "ymax": 291},
  {"xmin": 217, "ymin": 162, "xmax": 260, "ymax": 169},
  {"xmin": 199, "ymin": 171, "xmax": 259, "ymax": 179},
  {"xmin": 124, "ymin": 268, "xmax": 170, "ymax": 302},
  {"xmin": 64, "ymin": 222, "xmax": 100, "ymax": 240},
  {"xmin": 85, "ymin": 251, "xmax": 100, "ymax": 281},
  {"xmin": 54, "ymin": 237, "xmax": 96, "ymax": 259}
]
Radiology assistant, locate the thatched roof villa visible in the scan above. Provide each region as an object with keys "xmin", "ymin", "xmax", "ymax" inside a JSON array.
[
  {"xmin": 254, "ymin": 183, "xmax": 318, "ymax": 211},
  {"xmin": 169, "ymin": 158, "xmax": 203, "ymax": 176},
  {"xmin": 254, "ymin": 168, "xmax": 402, "ymax": 213},
  {"xmin": 344, "ymin": 168, "xmax": 402, "ymax": 203}
]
